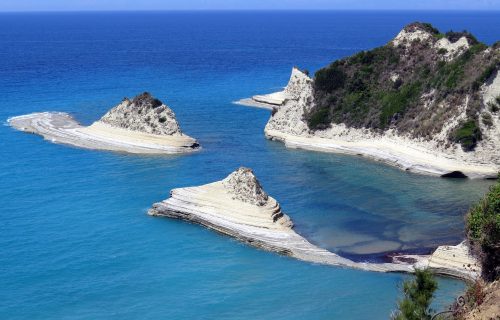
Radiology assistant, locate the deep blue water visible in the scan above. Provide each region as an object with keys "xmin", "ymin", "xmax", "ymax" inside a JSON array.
[{"xmin": 1, "ymin": 11, "xmax": 499, "ymax": 319}]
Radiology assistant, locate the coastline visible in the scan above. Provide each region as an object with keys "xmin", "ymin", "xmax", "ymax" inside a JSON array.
[
  {"xmin": 8, "ymin": 112, "xmax": 200, "ymax": 154},
  {"xmin": 265, "ymin": 127, "xmax": 498, "ymax": 179},
  {"xmin": 148, "ymin": 168, "xmax": 481, "ymax": 280},
  {"xmin": 237, "ymin": 67, "xmax": 499, "ymax": 179}
]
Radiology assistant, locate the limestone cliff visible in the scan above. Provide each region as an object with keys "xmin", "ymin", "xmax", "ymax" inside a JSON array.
[
  {"xmin": 262, "ymin": 22, "xmax": 500, "ymax": 178},
  {"xmin": 98, "ymin": 92, "xmax": 183, "ymax": 136}
]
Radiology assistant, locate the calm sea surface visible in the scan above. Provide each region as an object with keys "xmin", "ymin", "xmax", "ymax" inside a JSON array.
[{"xmin": 1, "ymin": 11, "xmax": 498, "ymax": 319}]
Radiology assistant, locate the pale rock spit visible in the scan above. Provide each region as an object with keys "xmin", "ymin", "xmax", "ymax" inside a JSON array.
[
  {"xmin": 8, "ymin": 92, "xmax": 200, "ymax": 154},
  {"xmin": 148, "ymin": 167, "xmax": 481, "ymax": 279}
]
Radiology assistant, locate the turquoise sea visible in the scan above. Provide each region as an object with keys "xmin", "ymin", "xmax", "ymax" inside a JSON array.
[{"xmin": 1, "ymin": 11, "xmax": 498, "ymax": 319}]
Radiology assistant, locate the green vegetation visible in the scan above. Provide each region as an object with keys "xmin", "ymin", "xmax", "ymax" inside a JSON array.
[
  {"xmin": 452, "ymin": 120, "xmax": 482, "ymax": 151},
  {"xmin": 379, "ymin": 82, "xmax": 421, "ymax": 128},
  {"xmin": 465, "ymin": 178, "xmax": 500, "ymax": 281},
  {"xmin": 392, "ymin": 269, "xmax": 438, "ymax": 320},
  {"xmin": 306, "ymin": 22, "xmax": 499, "ymax": 151},
  {"xmin": 314, "ymin": 63, "xmax": 345, "ymax": 92},
  {"xmin": 306, "ymin": 107, "xmax": 330, "ymax": 129}
]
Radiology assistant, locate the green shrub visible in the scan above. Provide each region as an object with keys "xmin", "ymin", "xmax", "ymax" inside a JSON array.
[
  {"xmin": 314, "ymin": 64, "xmax": 346, "ymax": 92},
  {"xmin": 453, "ymin": 120, "xmax": 482, "ymax": 151},
  {"xmin": 307, "ymin": 107, "xmax": 330, "ymax": 129},
  {"xmin": 466, "ymin": 178, "xmax": 500, "ymax": 281},
  {"xmin": 379, "ymin": 83, "xmax": 421, "ymax": 127},
  {"xmin": 392, "ymin": 269, "xmax": 438, "ymax": 320}
]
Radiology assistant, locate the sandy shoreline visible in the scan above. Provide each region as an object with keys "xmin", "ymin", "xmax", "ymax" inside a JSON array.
[{"xmin": 8, "ymin": 112, "xmax": 200, "ymax": 154}]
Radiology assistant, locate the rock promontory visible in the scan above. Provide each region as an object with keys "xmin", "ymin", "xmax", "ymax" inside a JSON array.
[
  {"xmin": 8, "ymin": 92, "xmax": 200, "ymax": 154},
  {"xmin": 148, "ymin": 166, "xmax": 481, "ymax": 279},
  {"xmin": 245, "ymin": 23, "xmax": 500, "ymax": 178}
]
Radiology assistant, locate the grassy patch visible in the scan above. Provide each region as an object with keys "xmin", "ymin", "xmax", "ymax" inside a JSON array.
[{"xmin": 453, "ymin": 120, "xmax": 482, "ymax": 151}]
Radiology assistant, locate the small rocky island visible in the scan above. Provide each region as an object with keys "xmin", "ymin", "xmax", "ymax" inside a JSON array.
[
  {"xmin": 8, "ymin": 92, "xmax": 200, "ymax": 154},
  {"xmin": 149, "ymin": 167, "xmax": 480, "ymax": 280},
  {"xmin": 239, "ymin": 23, "xmax": 500, "ymax": 178}
]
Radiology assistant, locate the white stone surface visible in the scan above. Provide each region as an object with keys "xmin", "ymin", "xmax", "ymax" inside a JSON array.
[{"xmin": 8, "ymin": 94, "xmax": 200, "ymax": 154}]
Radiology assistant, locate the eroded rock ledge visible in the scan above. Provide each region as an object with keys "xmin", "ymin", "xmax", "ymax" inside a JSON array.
[
  {"xmin": 149, "ymin": 167, "xmax": 480, "ymax": 279},
  {"xmin": 8, "ymin": 92, "xmax": 200, "ymax": 154}
]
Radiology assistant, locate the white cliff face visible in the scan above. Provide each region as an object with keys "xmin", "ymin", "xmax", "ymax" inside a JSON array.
[
  {"xmin": 264, "ymin": 68, "xmax": 313, "ymax": 137},
  {"xmin": 237, "ymin": 67, "xmax": 314, "ymax": 109},
  {"xmin": 262, "ymin": 65, "xmax": 499, "ymax": 178},
  {"xmin": 392, "ymin": 28, "xmax": 433, "ymax": 47},
  {"xmin": 98, "ymin": 92, "xmax": 182, "ymax": 136},
  {"xmin": 283, "ymin": 67, "xmax": 313, "ymax": 100},
  {"xmin": 477, "ymin": 71, "xmax": 500, "ymax": 166},
  {"xmin": 434, "ymin": 36, "xmax": 470, "ymax": 61}
]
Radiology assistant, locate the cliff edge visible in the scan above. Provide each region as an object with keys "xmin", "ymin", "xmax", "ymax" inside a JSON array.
[{"xmin": 258, "ymin": 22, "xmax": 500, "ymax": 178}]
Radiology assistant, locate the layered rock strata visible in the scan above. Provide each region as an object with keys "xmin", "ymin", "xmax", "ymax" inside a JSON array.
[
  {"xmin": 393, "ymin": 242, "xmax": 481, "ymax": 280},
  {"xmin": 8, "ymin": 92, "xmax": 199, "ymax": 154},
  {"xmin": 149, "ymin": 167, "xmax": 480, "ymax": 279}
]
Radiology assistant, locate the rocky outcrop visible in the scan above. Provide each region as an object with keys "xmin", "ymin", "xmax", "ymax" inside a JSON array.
[
  {"xmin": 249, "ymin": 23, "xmax": 500, "ymax": 178},
  {"xmin": 98, "ymin": 92, "xmax": 182, "ymax": 136},
  {"xmin": 235, "ymin": 67, "xmax": 313, "ymax": 110},
  {"xmin": 393, "ymin": 242, "xmax": 481, "ymax": 280},
  {"xmin": 149, "ymin": 167, "xmax": 481, "ymax": 278},
  {"xmin": 8, "ymin": 93, "xmax": 200, "ymax": 154}
]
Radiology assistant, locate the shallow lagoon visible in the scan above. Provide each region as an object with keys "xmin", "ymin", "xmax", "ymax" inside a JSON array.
[{"xmin": 1, "ymin": 11, "xmax": 498, "ymax": 319}]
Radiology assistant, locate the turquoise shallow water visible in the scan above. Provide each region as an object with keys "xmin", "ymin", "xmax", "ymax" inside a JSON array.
[{"xmin": 0, "ymin": 11, "xmax": 498, "ymax": 319}]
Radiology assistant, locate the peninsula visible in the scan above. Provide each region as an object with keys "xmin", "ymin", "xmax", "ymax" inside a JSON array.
[
  {"xmin": 238, "ymin": 23, "xmax": 500, "ymax": 178},
  {"xmin": 8, "ymin": 92, "xmax": 200, "ymax": 154},
  {"xmin": 149, "ymin": 167, "xmax": 480, "ymax": 280}
]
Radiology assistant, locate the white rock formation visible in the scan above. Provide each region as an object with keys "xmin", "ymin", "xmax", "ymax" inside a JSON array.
[
  {"xmin": 434, "ymin": 36, "xmax": 470, "ymax": 61},
  {"xmin": 392, "ymin": 28, "xmax": 432, "ymax": 47},
  {"xmin": 8, "ymin": 93, "xmax": 200, "ymax": 154},
  {"xmin": 393, "ymin": 242, "xmax": 481, "ymax": 280},
  {"xmin": 149, "ymin": 168, "xmax": 484, "ymax": 279},
  {"xmin": 149, "ymin": 167, "xmax": 481, "ymax": 279},
  {"xmin": 235, "ymin": 67, "xmax": 313, "ymax": 110},
  {"xmin": 249, "ymin": 28, "xmax": 500, "ymax": 179}
]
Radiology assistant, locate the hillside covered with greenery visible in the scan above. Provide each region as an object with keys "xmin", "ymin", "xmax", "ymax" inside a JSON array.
[
  {"xmin": 306, "ymin": 22, "xmax": 500, "ymax": 151},
  {"xmin": 466, "ymin": 177, "xmax": 500, "ymax": 281}
]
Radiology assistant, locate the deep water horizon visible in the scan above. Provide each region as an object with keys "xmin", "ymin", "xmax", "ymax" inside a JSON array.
[{"xmin": 1, "ymin": 10, "xmax": 498, "ymax": 319}]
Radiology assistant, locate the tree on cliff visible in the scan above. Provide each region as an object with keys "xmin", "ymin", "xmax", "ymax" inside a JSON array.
[{"xmin": 391, "ymin": 269, "xmax": 438, "ymax": 320}]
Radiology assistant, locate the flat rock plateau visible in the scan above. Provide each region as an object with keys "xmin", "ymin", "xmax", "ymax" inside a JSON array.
[{"xmin": 8, "ymin": 92, "xmax": 200, "ymax": 154}]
